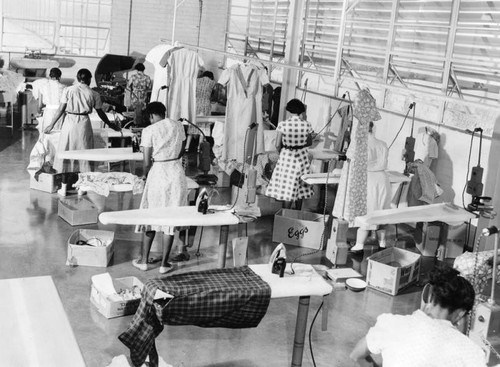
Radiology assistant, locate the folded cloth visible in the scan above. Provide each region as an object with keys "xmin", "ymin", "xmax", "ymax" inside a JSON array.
[
  {"xmin": 119, "ymin": 266, "xmax": 271, "ymax": 367},
  {"xmin": 74, "ymin": 172, "xmax": 145, "ymax": 196}
]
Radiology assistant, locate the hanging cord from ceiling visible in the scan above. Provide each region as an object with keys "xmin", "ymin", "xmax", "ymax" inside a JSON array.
[{"xmin": 197, "ymin": 0, "xmax": 204, "ymax": 48}]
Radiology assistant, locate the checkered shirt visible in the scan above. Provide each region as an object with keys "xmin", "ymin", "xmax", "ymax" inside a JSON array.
[{"xmin": 118, "ymin": 266, "xmax": 272, "ymax": 367}]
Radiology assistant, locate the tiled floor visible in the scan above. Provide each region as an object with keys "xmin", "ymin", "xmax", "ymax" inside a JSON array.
[{"xmin": 1, "ymin": 129, "xmax": 434, "ymax": 367}]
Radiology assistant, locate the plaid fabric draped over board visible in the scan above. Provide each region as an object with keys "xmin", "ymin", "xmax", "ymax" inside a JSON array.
[{"xmin": 119, "ymin": 266, "xmax": 272, "ymax": 367}]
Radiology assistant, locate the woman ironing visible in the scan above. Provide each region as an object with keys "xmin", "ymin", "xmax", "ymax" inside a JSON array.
[
  {"xmin": 132, "ymin": 102, "xmax": 187, "ymax": 274},
  {"xmin": 265, "ymin": 98, "xmax": 314, "ymax": 209}
]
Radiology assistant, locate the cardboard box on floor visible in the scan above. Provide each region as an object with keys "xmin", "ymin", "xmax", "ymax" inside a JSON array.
[
  {"xmin": 366, "ymin": 247, "xmax": 421, "ymax": 296},
  {"xmin": 272, "ymin": 208, "xmax": 330, "ymax": 249},
  {"xmin": 58, "ymin": 197, "xmax": 98, "ymax": 226},
  {"xmin": 30, "ymin": 172, "xmax": 79, "ymax": 193},
  {"xmin": 90, "ymin": 273, "xmax": 170, "ymax": 319},
  {"xmin": 66, "ymin": 229, "xmax": 114, "ymax": 267}
]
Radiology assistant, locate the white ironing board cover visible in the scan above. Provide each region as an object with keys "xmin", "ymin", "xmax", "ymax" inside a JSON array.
[
  {"xmin": 57, "ymin": 147, "xmax": 143, "ymax": 161},
  {"xmin": 354, "ymin": 203, "xmax": 476, "ymax": 227},
  {"xmin": 93, "ymin": 128, "xmax": 135, "ymax": 138},
  {"xmin": 0, "ymin": 276, "xmax": 86, "ymax": 367},
  {"xmin": 99, "ymin": 206, "xmax": 239, "ymax": 226},
  {"xmin": 80, "ymin": 176, "xmax": 199, "ymax": 193},
  {"xmin": 301, "ymin": 170, "xmax": 410, "ymax": 186},
  {"xmin": 249, "ymin": 264, "xmax": 332, "ymax": 298}
]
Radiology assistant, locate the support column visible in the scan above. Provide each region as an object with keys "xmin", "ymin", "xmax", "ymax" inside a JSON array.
[{"xmin": 278, "ymin": 0, "xmax": 305, "ymax": 122}]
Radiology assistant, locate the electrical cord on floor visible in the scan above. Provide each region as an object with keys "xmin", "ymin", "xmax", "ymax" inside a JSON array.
[
  {"xmin": 290, "ymin": 160, "xmax": 332, "ymax": 274},
  {"xmin": 309, "ymin": 300, "xmax": 324, "ymax": 367}
]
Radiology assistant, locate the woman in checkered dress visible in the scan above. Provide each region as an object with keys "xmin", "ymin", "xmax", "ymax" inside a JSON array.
[{"xmin": 266, "ymin": 99, "xmax": 314, "ymax": 208}]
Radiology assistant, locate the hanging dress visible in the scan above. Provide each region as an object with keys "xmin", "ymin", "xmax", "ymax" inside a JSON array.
[
  {"xmin": 265, "ymin": 116, "xmax": 314, "ymax": 202},
  {"xmin": 136, "ymin": 118, "xmax": 187, "ymax": 235},
  {"xmin": 332, "ymin": 88, "xmax": 381, "ymax": 225},
  {"xmin": 168, "ymin": 48, "xmax": 204, "ymax": 123},
  {"xmin": 146, "ymin": 44, "xmax": 181, "ymax": 106},
  {"xmin": 218, "ymin": 63, "xmax": 269, "ymax": 163}
]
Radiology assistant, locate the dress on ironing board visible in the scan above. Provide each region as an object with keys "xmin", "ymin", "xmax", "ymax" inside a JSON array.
[
  {"xmin": 218, "ymin": 63, "xmax": 269, "ymax": 163},
  {"xmin": 332, "ymin": 89, "xmax": 381, "ymax": 225},
  {"xmin": 168, "ymin": 48, "xmax": 204, "ymax": 123},
  {"xmin": 53, "ymin": 82, "xmax": 98, "ymax": 173},
  {"xmin": 265, "ymin": 116, "xmax": 314, "ymax": 202},
  {"xmin": 136, "ymin": 119, "xmax": 187, "ymax": 235}
]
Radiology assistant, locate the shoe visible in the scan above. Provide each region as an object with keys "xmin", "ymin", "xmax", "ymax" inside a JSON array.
[
  {"xmin": 159, "ymin": 263, "xmax": 173, "ymax": 274},
  {"xmin": 171, "ymin": 252, "xmax": 190, "ymax": 262},
  {"xmin": 349, "ymin": 244, "xmax": 364, "ymax": 252},
  {"xmin": 379, "ymin": 241, "xmax": 387, "ymax": 249},
  {"xmin": 132, "ymin": 259, "xmax": 148, "ymax": 271}
]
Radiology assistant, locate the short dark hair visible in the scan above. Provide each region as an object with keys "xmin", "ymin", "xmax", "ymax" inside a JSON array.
[
  {"xmin": 135, "ymin": 63, "xmax": 145, "ymax": 72},
  {"xmin": 145, "ymin": 102, "xmax": 166, "ymax": 117},
  {"xmin": 49, "ymin": 68, "xmax": 62, "ymax": 79},
  {"xmin": 285, "ymin": 99, "xmax": 306, "ymax": 115},
  {"xmin": 428, "ymin": 265, "xmax": 475, "ymax": 313},
  {"xmin": 202, "ymin": 71, "xmax": 214, "ymax": 80},
  {"xmin": 77, "ymin": 68, "xmax": 92, "ymax": 84}
]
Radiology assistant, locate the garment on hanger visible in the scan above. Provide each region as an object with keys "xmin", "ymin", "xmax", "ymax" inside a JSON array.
[
  {"xmin": 146, "ymin": 44, "xmax": 178, "ymax": 105},
  {"xmin": 167, "ymin": 48, "xmax": 204, "ymax": 123},
  {"xmin": 414, "ymin": 127, "xmax": 439, "ymax": 168},
  {"xmin": 335, "ymin": 105, "xmax": 353, "ymax": 153},
  {"xmin": 333, "ymin": 88, "xmax": 381, "ymax": 225},
  {"xmin": 218, "ymin": 63, "xmax": 269, "ymax": 163}
]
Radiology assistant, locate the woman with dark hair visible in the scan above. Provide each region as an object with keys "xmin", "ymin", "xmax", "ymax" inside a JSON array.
[
  {"xmin": 350, "ymin": 265, "xmax": 487, "ymax": 367},
  {"xmin": 132, "ymin": 101, "xmax": 187, "ymax": 274},
  {"xmin": 127, "ymin": 62, "xmax": 152, "ymax": 126},
  {"xmin": 45, "ymin": 68, "xmax": 119, "ymax": 174},
  {"xmin": 265, "ymin": 98, "xmax": 314, "ymax": 209},
  {"xmin": 184, "ymin": 70, "xmax": 216, "ymax": 152}
]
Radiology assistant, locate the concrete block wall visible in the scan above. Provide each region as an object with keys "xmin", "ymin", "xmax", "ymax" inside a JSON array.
[{"xmin": 110, "ymin": 0, "xmax": 228, "ymax": 79}]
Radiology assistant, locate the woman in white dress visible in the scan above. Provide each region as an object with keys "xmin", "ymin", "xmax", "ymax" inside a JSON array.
[
  {"xmin": 45, "ymin": 68, "xmax": 119, "ymax": 173},
  {"xmin": 349, "ymin": 121, "xmax": 391, "ymax": 252},
  {"xmin": 132, "ymin": 102, "xmax": 187, "ymax": 274}
]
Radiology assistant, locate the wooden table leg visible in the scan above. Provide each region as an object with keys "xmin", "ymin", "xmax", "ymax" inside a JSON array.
[
  {"xmin": 218, "ymin": 225, "xmax": 229, "ymax": 268},
  {"xmin": 291, "ymin": 296, "xmax": 310, "ymax": 367}
]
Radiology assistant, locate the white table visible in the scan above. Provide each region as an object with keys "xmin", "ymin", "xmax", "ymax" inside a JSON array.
[
  {"xmin": 99, "ymin": 206, "xmax": 244, "ymax": 268},
  {"xmin": 0, "ymin": 276, "xmax": 86, "ymax": 367},
  {"xmin": 250, "ymin": 264, "xmax": 333, "ymax": 367}
]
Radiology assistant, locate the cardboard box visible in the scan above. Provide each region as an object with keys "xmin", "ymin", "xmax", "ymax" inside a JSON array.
[
  {"xmin": 366, "ymin": 247, "xmax": 421, "ymax": 296},
  {"xmin": 90, "ymin": 276, "xmax": 144, "ymax": 319},
  {"xmin": 30, "ymin": 172, "xmax": 62, "ymax": 193},
  {"xmin": 58, "ymin": 197, "xmax": 98, "ymax": 226},
  {"xmin": 90, "ymin": 273, "xmax": 169, "ymax": 319},
  {"xmin": 66, "ymin": 229, "xmax": 114, "ymax": 267},
  {"xmin": 272, "ymin": 209, "xmax": 330, "ymax": 249},
  {"xmin": 444, "ymin": 223, "xmax": 467, "ymax": 259},
  {"xmin": 30, "ymin": 172, "xmax": 80, "ymax": 194},
  {"xmin": 415, "ymin": 222, "xmax": 441, "ymax": 257}
]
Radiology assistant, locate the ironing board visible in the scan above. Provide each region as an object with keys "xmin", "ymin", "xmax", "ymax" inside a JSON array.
[
  {"xmin": 301, "ymin": 170, "xmax": 410, "ymax": 186},
  {"xmin": 250, "ymin": 264, "xmax": 332, "ymax": 367},
  {"xmin": 56, "ymin": 147, "xmax": 143, "ymax": 162},
  {"xmin": 99, "ymin": 206, "xmax": 244, "ymax": 268},
  {"xmin": 354, "ymin": 203, "xmax": 476, "ymax": 228},
  {"xmin": 0, "ymin": 276, "xmax": 86, "ymax": 367}
]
